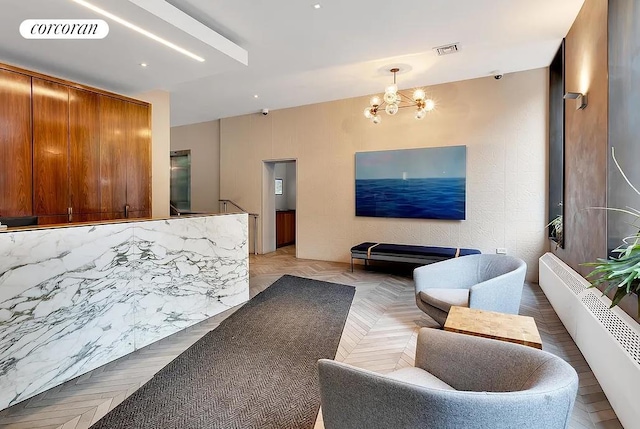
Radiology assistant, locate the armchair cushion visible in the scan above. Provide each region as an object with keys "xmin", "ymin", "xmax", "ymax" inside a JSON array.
[
  {"xmin": 414, "ymin": 254, "xmax": 527, "ymax": 326},
  {"xmin": 419, "ymin": 289, "xmax": 469, "ymax": 312},
  {"xmin": 386, "ymin": 367, "xmax": 455, "ymax": 390}
]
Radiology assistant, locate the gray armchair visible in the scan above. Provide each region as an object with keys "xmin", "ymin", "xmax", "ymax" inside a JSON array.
[
  {"xmin": 413, "ymin": 254, "xmax": 527, "ymax": 326},
  {"xmin": 318, "ymin": 328, "xmax": 578, "ymax": 429}
]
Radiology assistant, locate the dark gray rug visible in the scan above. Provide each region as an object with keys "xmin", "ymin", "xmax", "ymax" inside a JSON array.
[{"xmin": 90, "ymin": 275, "xmax": 355, "ymax": 429}]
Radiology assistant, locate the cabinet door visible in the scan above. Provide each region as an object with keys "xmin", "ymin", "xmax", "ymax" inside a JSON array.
[
  {"xmin": 74, "ymin": 213, "xmax": 102, "ymax": 223},
  {"xmin": 0, "ymin": 69, "xmax": 32, "ymax": 217},
  {"xmin": 276, "ymin": 211, "xmax": 285, "ymax": 247},
  {"xmin": 100, "ymin": 212, "xmax": 126, "ymax": 221},
  {"xmin": 100, "ymin": 96, "xmax": 127, "ymax": 217},
  {"xmin": 69, "ymin": 88, "xmax": 100, "ymax": 216},
  {"xmin": 128, "ymin": 210, "xmax": 151, "ymax": 220},
  {"xmin": 33, "ymin": 78, "xmax": 69, "ymax": 217},
  {"xmin": 126, "ymin": 102, "xmax": 151, "ymax": 213},
  {"xmin": 286, "ymin": 211, "xmax": 296, "ymax": 244},
  {"xmin": 38, "ymin": 215, "xmax": 70, "ymax": 226}
]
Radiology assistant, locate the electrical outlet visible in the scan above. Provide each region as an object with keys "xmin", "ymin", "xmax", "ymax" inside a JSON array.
[{"xmin": 496, "ymin": 248, "xmax": 507, "ymax": 255}]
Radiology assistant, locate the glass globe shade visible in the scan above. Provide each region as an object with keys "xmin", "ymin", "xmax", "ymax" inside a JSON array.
[
  {"xmin": 424, "ymin": 99, "xmax": 435, "ymax": 111},
  {"xmin": 385, "ymin": 84, "xmax": 398, "ymax": 95},
  {"xmin": 385, "ymin": 103, "xmax": 399, "ymax": 116},
  {"xmin": 383, "ymin": 92, "xmax": 397, "ymax": 104},
  {"xmin": 364, "ymin": 107, "xmax": 373, "ymax": 119},
  {"xmin": 372, "ymin": 115, "xmax": 382, "ymax": 124},
  {"xmin": 412, "ymin": 89, "xmax": 426, "ymax": 101},
  {"xmin": 370, "ymin": 96, "xmax": 381, "ymax": 107},
  {"xmin": 415, "ymin": 108, "xmax": 426, "ymax": 120}
]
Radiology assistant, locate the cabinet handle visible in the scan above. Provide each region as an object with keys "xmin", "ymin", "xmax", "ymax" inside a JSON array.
[
  {"xmin": 68, "ymin": 207, "xmax": 73, "ymax": 222},
  {"xmin": 125, "ymin": 204, "xmax": 130, "ymax": 218}
]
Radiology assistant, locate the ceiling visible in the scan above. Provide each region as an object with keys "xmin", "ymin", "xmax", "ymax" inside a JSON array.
[{"xmin": 0, "ymin": 0, "xmax": 585, "ymax": 126}]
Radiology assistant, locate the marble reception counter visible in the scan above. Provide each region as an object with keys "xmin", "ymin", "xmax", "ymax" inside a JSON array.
[{"xmin": 0, "ymin": 214, "xmax": 249, "ymax": 410}]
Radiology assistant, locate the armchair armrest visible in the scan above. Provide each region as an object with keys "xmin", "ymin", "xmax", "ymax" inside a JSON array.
[
  {"xmin": 469, "ymin": 262, "xmax": 526, "ymax": 314},
  {"xmin": 318, "ymin": 351, "xmax": 577, "ymax": 429}
]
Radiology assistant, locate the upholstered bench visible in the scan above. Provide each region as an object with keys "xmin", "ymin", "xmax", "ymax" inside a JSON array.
[{"xmin": 350, "ymin": 242, "xmax": 481, "ymax": 272}]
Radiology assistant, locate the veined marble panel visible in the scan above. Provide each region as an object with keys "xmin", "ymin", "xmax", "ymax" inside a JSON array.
[
  {"xmin": 0, "ymin": 214, "xmax": 249, "ymax": 410},
  {"xmin": 0, "ymin": 223, "xmax": 136, "ymax": 408},
  {"xmin": 132, "ymin": 215, "xmax": 249, "ymax": 349}
]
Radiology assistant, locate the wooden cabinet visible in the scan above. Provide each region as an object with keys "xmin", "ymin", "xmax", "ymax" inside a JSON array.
[
  {"xmin": 100, "ymin": 96, "xmax": 128, "ymax": 219},
  {"xmin": 125, "ymin": 102, "xmax": 151, "ymax": 216},
  {"xmin": 0, "ymin": 62, "xmax": 152, "ymax": 226},
  {"xmin": 69, "ymin": 88, "xmax": 101, "ymax": 219},
  {"xmin": 0, "ymin": 69, "xmax": 32, "ymax": 218},
  {"xmin": 276, "ymin": 210, "xmax": 296, "ymax": 248},
  {"xmin": 99, "ymin": 96, "xmax": 151, "ymax": 220},
  {"xmin": 32, "ymin": 78, "xmax": 70, "ymax": 218}
]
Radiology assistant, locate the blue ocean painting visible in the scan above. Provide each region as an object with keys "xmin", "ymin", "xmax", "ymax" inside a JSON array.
[{"xmin": 355, "ymin": 146, "xmax": 466, "ymax": 220}]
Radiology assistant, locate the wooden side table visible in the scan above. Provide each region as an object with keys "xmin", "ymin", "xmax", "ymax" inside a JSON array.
[{"xmin": 444, "ymin": 306, "xmax": 542, "ymax": 349}]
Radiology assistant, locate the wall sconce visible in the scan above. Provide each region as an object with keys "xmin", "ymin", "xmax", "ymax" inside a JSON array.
[{"xmin": 564, "ymin": 92, "xmax": 588, "ymax": 110}]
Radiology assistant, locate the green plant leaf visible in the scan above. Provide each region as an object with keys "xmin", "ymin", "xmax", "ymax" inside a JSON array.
[{"xmin": 585, "ymin": 147, "xmax": 640, "ymax": 313}]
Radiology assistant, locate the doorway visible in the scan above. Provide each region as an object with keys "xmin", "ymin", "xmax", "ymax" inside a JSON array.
[
  {"xmin": 262, "ymin": 160, "xmax": 297, "ymax": 254},
  {"xmin": 170, "ymin": 150, "xmax": 191, "ymax": 211}
]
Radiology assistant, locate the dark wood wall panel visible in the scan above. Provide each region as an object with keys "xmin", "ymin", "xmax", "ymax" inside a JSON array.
[
  {"xmin": 69, "ymin": 88, "xmax": 101, "ymax": 215},
  {"xmin": 0, "ymin": 69, "xmax": 32, "ymax": 218},
  {"xmin": 126, "ymin": 103, "xmax": 151, "ymax": 212},
  {"xmin": 32, "ymin": 78, "xmax": 69, "ymax": 216},
  {"xmin": 100, "ymin": 96, "xmax": 128, "ymax": 217},
  {"xmin": 552, "ymin": 0, "xmax": 608, "ymax": 276}
]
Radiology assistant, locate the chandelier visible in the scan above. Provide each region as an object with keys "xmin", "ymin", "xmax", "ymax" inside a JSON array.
[{"xmin": 363, "ymin": 68, "xmax": 435, "ymax": 124}]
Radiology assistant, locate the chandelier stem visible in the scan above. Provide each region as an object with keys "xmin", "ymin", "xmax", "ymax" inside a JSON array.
[{"xmin": 390, "ymin": 67, "xmax": 399, "ymax": 85}]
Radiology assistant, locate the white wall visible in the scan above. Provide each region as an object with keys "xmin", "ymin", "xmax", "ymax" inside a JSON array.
[
  {"xmin": 135, "ymin": 90, "xmax": 170, "ymax": 219},
  {"xmin": 275, "ymin": 163, "xmax": 288, "ymax": 211},
  {"xmin": 274, "ymin": 161, "xmax": 296, "ymax": 211},
  {"xmin": 220, "ymin": 68, "xmax": 549, "ymax": 280},
  {"xmin": 262, "ymin": 162, "xmax": 276, "ymax": 254},
  {"xmin": 286, "ymin": 162, "xmax": 297, "ymax": 210},
  {"xmin": 170, "ymin": 120, "xmax": 220, "ymax": 213}
]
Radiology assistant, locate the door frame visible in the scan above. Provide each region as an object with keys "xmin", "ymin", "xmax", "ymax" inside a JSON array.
[{"xmin": 261, "ymin": 158, "xmax": 297, "ymax": 256}]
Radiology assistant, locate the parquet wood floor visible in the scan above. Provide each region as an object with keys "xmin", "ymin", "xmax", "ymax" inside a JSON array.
[{"xmin": 0, "ymin": 246, "xmax": 622, "ymax": 428}]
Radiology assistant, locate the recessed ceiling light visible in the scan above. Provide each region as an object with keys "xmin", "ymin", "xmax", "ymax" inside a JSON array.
[
  {"xmin": 140, "ymin": 63, "xmax": 148, "ymax": 67},
  {"xmin": 313, "ymin": 4, "xmax": 321, "ymax": 9},
  {"xmin": 71, "ymin": 0, "xmax": 205, "ymax": 62},
  {"xmin": 254, "ymin": 94, "xmax": 259, "ymax": 99}
]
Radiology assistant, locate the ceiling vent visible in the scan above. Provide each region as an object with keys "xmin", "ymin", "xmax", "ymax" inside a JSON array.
[{"xmin": 433, "ymin": 43, "xmax": 460, "ymax": 56}]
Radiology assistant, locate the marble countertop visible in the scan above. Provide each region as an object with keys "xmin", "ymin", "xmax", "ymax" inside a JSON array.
[
  {"xmin": 0, "ymin": 212, "xmax": 245, "ymax": 234},
  {"xmin": 0, "ymin": 212, "xmax": 249, "ymax": 409}
]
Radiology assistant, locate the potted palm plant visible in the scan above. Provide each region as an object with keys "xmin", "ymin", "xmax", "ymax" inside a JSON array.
[{"xmin": 585, "ymin": 148, "xmax": 640, "ymax": 316}]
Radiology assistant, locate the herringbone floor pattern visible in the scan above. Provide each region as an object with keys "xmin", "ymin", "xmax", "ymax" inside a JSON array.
[{"xmin": 0, "ymin": 246, "xmax": 622, "ymax": 429}]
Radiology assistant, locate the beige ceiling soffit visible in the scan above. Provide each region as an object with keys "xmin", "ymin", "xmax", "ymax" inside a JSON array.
[{"xmin": 127, "ymin": 0, "xmax": 248, "ymax": 66}]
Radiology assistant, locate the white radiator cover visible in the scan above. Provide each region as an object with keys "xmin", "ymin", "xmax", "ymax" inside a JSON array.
[{"xmin": 539, "ymin": 253, "xmax": 640, "ymax": 429}]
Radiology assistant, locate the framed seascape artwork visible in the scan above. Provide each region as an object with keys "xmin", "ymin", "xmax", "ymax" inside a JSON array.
[{"xmin": 355, "ymin": 146, "xmax": 467, "ymax": 220}]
